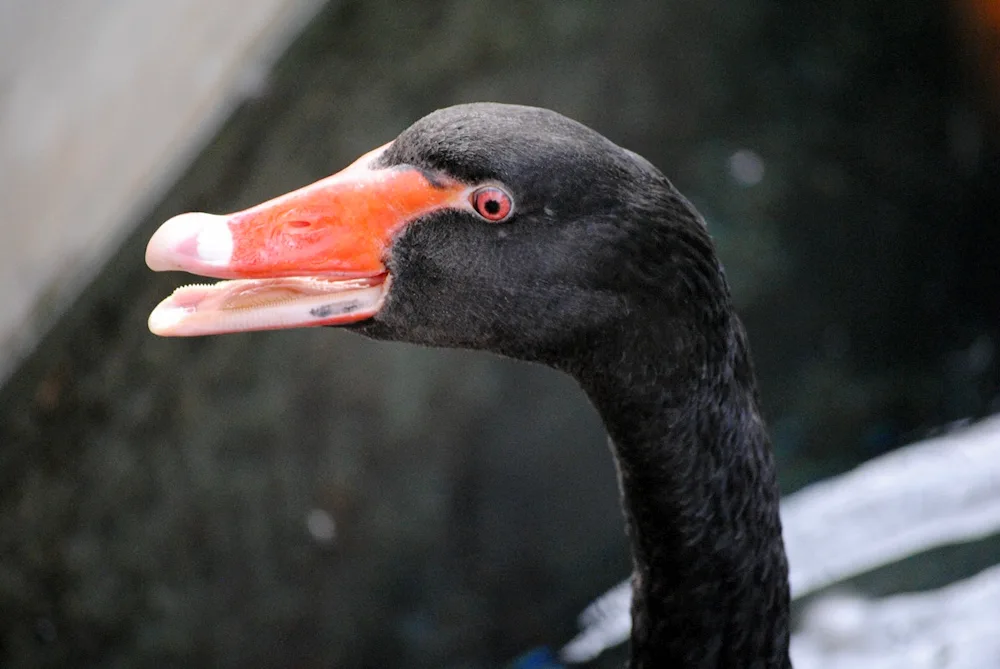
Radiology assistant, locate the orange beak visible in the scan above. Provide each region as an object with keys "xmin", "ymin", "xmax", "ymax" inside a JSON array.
[{"xmin": 145, "ymin": 145, "xmax": 468, "ymax": 336}]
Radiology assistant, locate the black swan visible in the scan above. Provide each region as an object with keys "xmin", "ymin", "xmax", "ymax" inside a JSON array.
[{"xmin": 145, "ymin": 103, "xmax": 791, "ymax": 668}]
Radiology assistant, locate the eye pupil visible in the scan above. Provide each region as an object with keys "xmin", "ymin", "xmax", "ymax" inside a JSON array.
[{"xmin": 484, "ymin": 199, "xmax": 500, "ymax": 215}]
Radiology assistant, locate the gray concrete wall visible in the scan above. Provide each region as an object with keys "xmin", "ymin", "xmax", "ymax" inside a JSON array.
[{"xmin": 0, "ymin": 0, "xmax": 323, "ymax": 383}]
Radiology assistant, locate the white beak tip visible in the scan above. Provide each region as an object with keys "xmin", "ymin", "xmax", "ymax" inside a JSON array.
[{"xmin": 145, "ymin": 212, "xmax": 234, "ymax": 272}]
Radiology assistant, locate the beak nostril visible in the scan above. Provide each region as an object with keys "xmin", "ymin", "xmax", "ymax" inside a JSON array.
[{"xmin": 287, "ymin": 220, "xmax": 312, "ymax": 229}]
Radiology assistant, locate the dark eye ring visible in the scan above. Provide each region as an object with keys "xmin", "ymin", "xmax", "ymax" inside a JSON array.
[{"xmin": 471, "ymin": 186, "xmax": 513, "ymax": 222}]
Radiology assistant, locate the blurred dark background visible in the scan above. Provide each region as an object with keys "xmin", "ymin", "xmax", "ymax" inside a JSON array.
[{"xmin": 1, "ymin": 0, "xmax": 998, "ymax": 667}]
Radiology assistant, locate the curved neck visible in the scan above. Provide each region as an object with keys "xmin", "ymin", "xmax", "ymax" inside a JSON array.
[{"xmin": 573, "ymin": 308, "xmax": 791, "ymax": 668}]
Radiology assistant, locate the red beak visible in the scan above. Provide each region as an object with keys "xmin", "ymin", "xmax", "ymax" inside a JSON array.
[{"xmin": 145, "ymin": 144, "xmax": 468, "ymax": 336}]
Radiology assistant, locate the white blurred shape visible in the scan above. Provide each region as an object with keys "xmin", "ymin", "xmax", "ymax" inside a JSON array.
[
  {"xmin": 306, "ymin": 508, "xmax": 337, "ymax": 544},
  {"xmin": 728, "ymin": 149, "xmax": 765, "ymax": 186},
  {"xmin": 792, "ymin": 565, "xmax": 1000, "ymax": 669}
]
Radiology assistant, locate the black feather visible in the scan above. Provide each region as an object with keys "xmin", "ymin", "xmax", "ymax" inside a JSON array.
[{"xmin": 359, "ymin": 103, "xmax": 790, "ymax": 668}]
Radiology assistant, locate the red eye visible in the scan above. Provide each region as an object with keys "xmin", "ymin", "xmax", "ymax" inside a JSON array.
[{"xmin": 471, "ymin": 186, "xmax": 513, "ymax": 222}]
